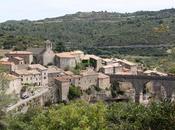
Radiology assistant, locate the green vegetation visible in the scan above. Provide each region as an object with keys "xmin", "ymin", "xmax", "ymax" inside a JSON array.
[
  {"xmin": 0, "ymin": 9, "xmax": 175, "ymax": 55},
  {"xmin": 71, "ymin": 62, "xmax": 88, "ymax": 75},
  {"xmin": 0, "ymin": 66, "xmax": 16, "ymax": 130},
  {"xmin": 107, "ymin": 101, "xmax": 175, "ymax": 130},
  {"xmin": 68, "ymin": 85, "xmax": 82, "ymax": 100},
  {"xmin": 1, "ymin": 9, "xmax": 175, "ymax": 73},
  {"xmin": 5, "ymin": 100, "xmax": 175, "ymax": 130},
  {"xmin": 54, "ymin": 41, "xmax": 66, "ymax": 52},
  {"xmin": 0, "ymin": 34, "xmax": 44, "ymax": 50}
]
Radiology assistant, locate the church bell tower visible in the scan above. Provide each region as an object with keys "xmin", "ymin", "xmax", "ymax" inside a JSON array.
[{"xmin": 45, "ymin": 40, "xmax": 53, "ymax": 50}]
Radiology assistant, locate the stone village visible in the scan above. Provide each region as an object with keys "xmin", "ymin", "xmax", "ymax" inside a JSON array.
[{"xmin": 1, "ymin": 40, "xmax": 175, "ymax": 112}]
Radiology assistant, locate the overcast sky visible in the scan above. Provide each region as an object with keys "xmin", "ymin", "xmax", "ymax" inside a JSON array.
[{"xmin": 0, "ymin": 0, "xmax": 174, "ymax": 22}]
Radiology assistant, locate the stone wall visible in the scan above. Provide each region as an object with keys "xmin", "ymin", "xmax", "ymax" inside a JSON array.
[{"xmin": 55, "ymin": 56, "xmax": 76, "ymax": 69}]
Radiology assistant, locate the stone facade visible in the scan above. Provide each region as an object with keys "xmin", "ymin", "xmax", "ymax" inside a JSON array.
[
  {"xmin": 55, "ymin": 54, "xmax": 76, "ymax": 69},
  {"xmin": 101, "ymin": 63, "xmax": 122, "ymax": 74},
  {"xmin": 9, "ymin": 57, "xmax": 25, "ymax": 65},
  {"xmin": 27, "ymin": 40, "xmax": 55, "ymax": 66},
  {"xmin": 55, "ymin": 76, "xmax": 71, "ymax": 101},
  {"xmin": 0, "ymin": 61, "xmax": 16, "ymax": 72},
  {"xmin": 5, "ymin": 51, "xmax": 33, "ymax": 64},
  {"xmin": 13, "ymin": 64, "xmax": 48, "ymax": 87},
  {"xmin": 55, "ymin": 51, "xmax": 84, "ymax": 69},
  {"xmin": 4, "ymin": 73, "xmax": 22, "ymax": 95},
  {"xmin": 97, "ymin": 73, "xmax": 111, "ymax": 89},
  {"xmin": 89, "ymin": 55, "xmax": 103, "ymax": 71},
  {"xmin": 78, "ymin": 69, "xmax": 98, "ymax": 90},
  {"xmin": 117, "ymin": 59, "xmax": 138, "ymax": 75},
  {"xmin": 48, "ymin": 66, "xmax": 64, "ymax": 83}
]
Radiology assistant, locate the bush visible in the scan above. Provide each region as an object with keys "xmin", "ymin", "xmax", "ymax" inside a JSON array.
[{"xmin": 68, "ymin": 85, "xmax": 81, "ymax": 100}]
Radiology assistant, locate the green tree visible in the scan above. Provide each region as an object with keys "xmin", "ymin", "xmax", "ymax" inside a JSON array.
[
  {"xmin": 68, "ymin": 85, "xmax": 81, "ymax": 100},
  {"xmin": 54, "ymin": 41, "xmax": 66, "ymax": 52},
  {"xmin": 8, "ymin": 101, "xmax": 107, "ymax": 130},
  {"xmin": 0, "ymin": 65, "xmax": 17, "ymax": 130},
  {"xmin": 0, "ymin": 66, "xmax": 9, "ymax": 129}
]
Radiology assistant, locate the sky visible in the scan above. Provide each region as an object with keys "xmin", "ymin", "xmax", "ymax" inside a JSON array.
[{"xmin": 0, "ymin": 0, "xmax": 174, "ymax": 22}]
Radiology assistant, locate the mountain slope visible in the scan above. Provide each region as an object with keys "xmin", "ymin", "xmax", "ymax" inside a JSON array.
[{"xmin": 0, "ymin": 9, "xmax": 175, "ymax": 54}]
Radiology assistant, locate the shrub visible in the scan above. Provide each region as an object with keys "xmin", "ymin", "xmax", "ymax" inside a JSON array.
[{"xmin": 68, "ymin": 85, "xmax": 81, "ymax": 100}]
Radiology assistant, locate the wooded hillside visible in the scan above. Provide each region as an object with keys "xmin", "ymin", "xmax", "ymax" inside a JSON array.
[{"xmin": 0, "ymin": 9, "xmax": 175, "ymax": 55}]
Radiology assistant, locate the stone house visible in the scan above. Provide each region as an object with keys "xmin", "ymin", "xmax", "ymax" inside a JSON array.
[
  {"xmin": 55, "ymin": 53, "xmax": 76, "ymax": 69},
  {"xmin": 55, "ymin": 76, "xmax": 71, "ymax": 101},
  {"xmin": 28, "ymin": 64, "xmax": 48, "ymax": 86},
  {"xmin": 27, "ymin": 40, "xmax": 55, "ymax": 66},
  {"xmin": 117, "ymin": 59, "xmax": 138, "ymax": 75},
  {"xmin": 102, "ymin": 58, "xmax": 114, "ymax": 65},
  {"xmin": 55, "ymin": 50, "xmax": 84, "ymax": 69},
  {"xmin": 2, "ymin": 73, "xmax": 22, "ymax": 95},
  {"xmin": 72, "ymin": 68, "xmax": 111, "ymax": 90},
  {"xmin": 0, "ymin": 61, "xmax": 16, "ymax": 72},
  {"xmin": 78, "ymin": 68, "xmax": 99, "ymax": 90},
  {"xmin": 97, "ymin": 73, "xmax": 111, "ymax": 90},
  {"xmin": 5, "ymin": 51, "xmax": 33, "ymax": 64},
  {"xmin": 9, "ymin": 56, "xmax": 25, "ymax": 65},
  {"xmin": 12, "ymin": 64, "xmax": 48, "ymax": 87},
  {"xmin": 54, "ymin": 68, "xmax": 111, "ymax": 101},
  {"xmin": 47, "ymin": 66, "xmax": 65, "ymax": 87},
  {"xmin": 101, "ymin": 63, "xmax": 122, "ymax": 74},
  {"xmin": 70, "ymin": 50, "xmax": 84, "ymax": 62},
  {"xmin": 89, "ymin": 55, "xmax": 103, "ymax": 71}
]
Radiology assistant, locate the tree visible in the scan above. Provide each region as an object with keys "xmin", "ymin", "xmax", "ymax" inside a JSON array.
[
  {"xmin": 68, "ymin": 85, "xmax": 82, "ymax": 100},
  {"xmin": 107, "ymin": 101, "xmax": 175, "ymax": 130},
  {"xmin": 6, "ymin": 100, "xmax": 175, "ymax": 130},
  {"xmin": 0, "ymin": 66, "xmax": 9, "ymax": 130},
  {"xmin": 0, "ymin": 66, "xmax": 17, "ymax": 130},
  {"xmin": 7, "ymin": 101, "xmax": 107, "ymax": 130},
  {"xmin": 54, "ymin": 41, "xmax": 66, "ymax": 52}
]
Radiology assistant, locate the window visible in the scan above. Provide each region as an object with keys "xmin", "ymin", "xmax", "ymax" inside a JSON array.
[{"xmin": 44, "ymin": 77, "xmax": 47, "ymax": 79}]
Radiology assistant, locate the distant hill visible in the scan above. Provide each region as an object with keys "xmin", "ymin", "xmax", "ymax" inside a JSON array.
[{"xmin": 1, "ymin": 9, "xmax": 175, "ymax": 55}]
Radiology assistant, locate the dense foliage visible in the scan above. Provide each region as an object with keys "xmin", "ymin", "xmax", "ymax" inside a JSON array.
[
  {"xmin": 0, "ymin": 9, "xmax": 175, "ymax": 56},
  {"xmin": 1, "ymin": 9, "xmax": 175, "ymax": 72},
  {"xmin": 68, "ymin": 85, "xmax": 82, "ymax": 100},
  {"xmin": 0, "ymin": 66, "xmax": 17, "ymax": 130},
  {"xmin": 6, "ymin": 100, "xmax": 175, "ymax": 130}
]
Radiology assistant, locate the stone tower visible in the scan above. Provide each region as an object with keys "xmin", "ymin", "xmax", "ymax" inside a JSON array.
[{"xmin": 45, "ymin": 40, "xmax": 53, "ymax": 51}]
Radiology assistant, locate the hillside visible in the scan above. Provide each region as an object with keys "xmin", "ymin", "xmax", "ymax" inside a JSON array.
[{"xmin": 1, "ymin": 9, "xmax": 175, "ymax": 56}]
